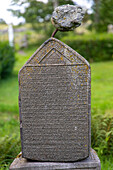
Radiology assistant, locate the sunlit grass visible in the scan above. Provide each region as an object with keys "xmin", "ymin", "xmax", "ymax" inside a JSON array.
[
  {"xmin": 0, "ymin": 75, "xmax": 18, "ymax": 113},
  {"xmin": 14, "ymin": 47, "xmax": 37, "ymax": 73},
  {"xmin": 91, "ymin": 61, "xmax": 113, "ymax": 114}
]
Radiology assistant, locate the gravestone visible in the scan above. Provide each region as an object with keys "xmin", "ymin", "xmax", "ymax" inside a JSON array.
[
  {"xmin": 10, "ymin": 4, "xmax": 101, "ymax": 170},
  {"xmin": 19, "ymin": 37, "xmax": 91, "ymax": 162}
]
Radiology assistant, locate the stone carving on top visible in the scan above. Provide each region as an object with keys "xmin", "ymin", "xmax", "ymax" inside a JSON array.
[{"xmin": 24, "ymin": 38, "xmax": 89, "ymax": 67}]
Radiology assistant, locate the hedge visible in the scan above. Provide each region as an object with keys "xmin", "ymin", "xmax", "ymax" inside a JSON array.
[
  {"xmin": 61, "ymin": 33, "xmax": 113, "ymax": 62},
  {"xmin": 0, "ymin": 42, "xmax": 15, "ymax": 79}
]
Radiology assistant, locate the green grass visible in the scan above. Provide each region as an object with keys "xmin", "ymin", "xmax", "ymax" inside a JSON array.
[
  {"xmin": 91, "ymin": 61, "xmax": 113, "ymax": 114},
  {"xmin": 0, "ymin": 111, "xmax": 19, "ymax": 137},
  {"xmin": 14, "ymin": 47, "xmax": 37, "ymax": 73},
  {"xmin": 100, "ymin": 156, "xmax": 113, "ymax": 170},
  {"xmin": 0, "ymin": 75, "xmax": 18, "ymax": 113},
  {"xmin": 0, "ymin": 47, "xmax": 113, "ymax": 169}
]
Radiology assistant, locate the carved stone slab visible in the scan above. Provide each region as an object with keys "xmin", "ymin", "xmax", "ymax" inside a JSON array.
[{"xmin": 19, "ymin": 38, "xmax": 91, "ymax": 162}]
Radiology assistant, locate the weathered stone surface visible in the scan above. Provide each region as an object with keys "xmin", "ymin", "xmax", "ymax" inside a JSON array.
[
  {"xmin": 51, "ymin": 5, "xmax": 86, "ymax": 31},
  {"xmin": 19, "ymin": 37, "xmax": 91, "ymax": 162},
  {"xmin": 10, "ymin": 149, "xmax": 101, "ymax": 170}
]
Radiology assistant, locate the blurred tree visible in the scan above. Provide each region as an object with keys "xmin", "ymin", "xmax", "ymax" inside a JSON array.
[
  {"xmin": 9, "ymin": 0, "xmax": 75, "ymax": 37},
  {"xmin": 0, "ymin": 18, "xmax": 6, "ymax": 24},
  {"xmin": 9, "ymin": 0, "xmax": 74, "ymax": 25},
  {"xmin": 53, "ymin": 0, "xmax": 59, "ymax": 9},
  {"xmin": 88, "ymin": 0, "xmax": 113, "ymax": 32}
]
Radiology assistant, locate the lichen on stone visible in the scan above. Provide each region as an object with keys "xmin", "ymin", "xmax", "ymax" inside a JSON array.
[{"xmin": 51, "ymin": 4, "xmax": 86, "ymax": 31}]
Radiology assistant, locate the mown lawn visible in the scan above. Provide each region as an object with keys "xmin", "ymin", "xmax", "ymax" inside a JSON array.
[
  {"xmin": 0, "ymin": 47, "xmax": 113, "ymax": 169},
  {"xmin": 91, "ymin": 61, "xmax": 113, "ymax": 115}
]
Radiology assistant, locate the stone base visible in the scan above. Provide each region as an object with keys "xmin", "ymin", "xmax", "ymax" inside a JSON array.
[{"xmin": 10, "ymin": 149, "xmax": 101, "ymax": 170}]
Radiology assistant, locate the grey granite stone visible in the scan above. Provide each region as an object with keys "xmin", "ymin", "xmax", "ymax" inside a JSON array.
[
  {"xmin": 10, "ymin": 149, "xmax": 101, "ymax": 170},
  {"xmin": 51, "ymin": 5, "xmax": 86, "ymax": 31},
  {"xmin": 18, "ymin": 38, "xmax": 91, "ymax": 162}
]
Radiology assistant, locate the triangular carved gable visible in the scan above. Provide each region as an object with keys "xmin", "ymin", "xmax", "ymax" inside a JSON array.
[
  {"xmin": 39, "ymin": 48, "xmax": 72, "ymax": 65},
  {"xmin": 23, "ymin": 38, "xmax": 89, "ymax": 67}
]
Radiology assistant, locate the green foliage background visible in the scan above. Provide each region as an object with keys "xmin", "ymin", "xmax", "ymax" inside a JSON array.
[
  {"xmin": 61, "ymin": 33, "xmax": 113, "ymax": 62},
  {"xmin": 0, "ymin": 42, "xmax": 15, "ymax": 80},
  {"xmin": 10, "ymin": 0, "xmax": 113, "ymax": 32},
  {"xmin": 91, "ymin": 0, "xmax": 113, "ymax": 32}
]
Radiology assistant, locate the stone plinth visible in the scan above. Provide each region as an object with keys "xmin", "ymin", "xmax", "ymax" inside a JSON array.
[{"xmin": 10, "ymin": 149, "xmax": 101, "ymax": 170}]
